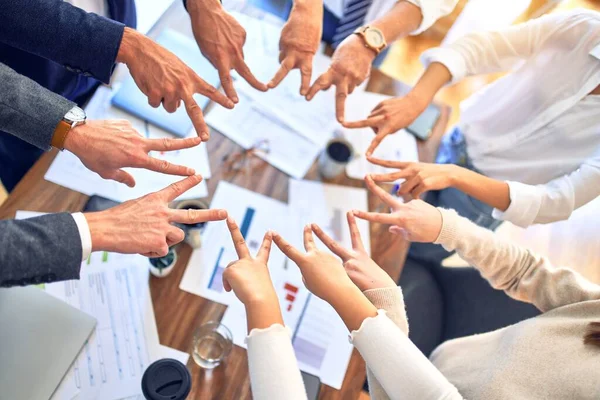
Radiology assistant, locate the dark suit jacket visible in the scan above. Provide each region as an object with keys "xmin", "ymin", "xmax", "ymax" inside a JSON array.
[
  {"xmin": 0, "ymin": 62, "xmax": 83, "ymax": 287},
  {"xmin": 0, "ymin": 0, "xmax": 136, "ymax": 191}
]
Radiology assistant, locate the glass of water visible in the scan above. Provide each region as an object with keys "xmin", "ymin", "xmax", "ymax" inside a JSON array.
[{"xmin": 192, "ymin": 321, "xmax": 233, "ymax": 369}]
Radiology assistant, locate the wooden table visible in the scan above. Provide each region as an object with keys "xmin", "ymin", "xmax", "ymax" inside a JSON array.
[{"xmin": 0, "ymin": 71, "xmax": 410, "ymax": 400}]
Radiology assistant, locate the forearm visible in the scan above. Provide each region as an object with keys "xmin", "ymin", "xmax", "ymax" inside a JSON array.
[
  {"xmin": 329, "ymin": 284, "xmax": 378, "ymax": 331},
  {"xmin": 451, "ymin": 166, "xmax": 511, "ymax": 212},
  {"xmin": 434, "ymin": 208, "xmax": 600, "ymax": 311},
  {"xmin": 370, "ymin": 1, "xmax": 423, "ymax": 45},
  {"xmin": 0, "ymin": 0, "xmax": 124, "ymax": 83},
  {"xmin": 352, "ymin": 312, "xmax": 463, "ymax": 400},
  {"xmin": 0, "ymin": 63, "xmax": 74, "ymax": 150},
  {"xmin": 245, "ymin": 298, "xmax": 285, "ymax": 331},
  {"xmin": 247, "ymin": 324, "xmax": 308, "ymax": 400},
  {"xmin": 407, "ymin": 62, "xmax": 452, "ymax": 107}
]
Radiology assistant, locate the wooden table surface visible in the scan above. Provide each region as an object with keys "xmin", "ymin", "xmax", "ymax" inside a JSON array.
[{"xmin": 0, "ymin": 52, "xmax": 412, "ymax": 400}]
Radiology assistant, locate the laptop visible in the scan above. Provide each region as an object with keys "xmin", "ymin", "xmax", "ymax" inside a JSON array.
[{"xmin": 0, "ymin": 286, "xmax": 96, "ymax": 400}]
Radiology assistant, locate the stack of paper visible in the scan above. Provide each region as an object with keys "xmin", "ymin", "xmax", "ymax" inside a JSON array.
[
  {"xmin": 205, "ymin": 12, "xmax": 338, "ymax": 178},
  {"xmin": 180, "ymin": 180, "xmax": 370, "ymax": 389}
]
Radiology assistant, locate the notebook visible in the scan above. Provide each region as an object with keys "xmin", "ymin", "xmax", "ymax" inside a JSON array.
[{"xmin": 112, "ymin": 29, "xmax": 220, "ymax": 137}]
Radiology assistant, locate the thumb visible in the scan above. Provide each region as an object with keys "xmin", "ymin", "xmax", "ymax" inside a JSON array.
[
  {"xmin": 109, "ymin": 169, "xmax": 136, "ymax": 188},
  {"xmin": 222, "ymin": 275, "xmax": 232, "ymax": 292}
]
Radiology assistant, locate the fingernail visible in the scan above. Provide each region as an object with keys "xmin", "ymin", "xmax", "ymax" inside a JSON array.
[
  {"xmin": 187, "ymin": 168, "xmax": 195, "ymax": 175},
  {"xmin": 218, "ymin": 210, "xmax": 227, "ymax": 219},
  {"xmin": 233, "ymin": 97, "xmax": 239, "ymax": 103},
  {"xmin": 227, "ymin": 100, "xmax": 235, "ymax": 108},
  {"xmin": 193, "ymin": 136, "xmax": 202, "ymax": 143}
]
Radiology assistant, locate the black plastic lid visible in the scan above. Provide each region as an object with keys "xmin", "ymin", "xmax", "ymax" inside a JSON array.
[{"xmin": 141, "ymin": 358, "xmax": 191, "ymax": 400}]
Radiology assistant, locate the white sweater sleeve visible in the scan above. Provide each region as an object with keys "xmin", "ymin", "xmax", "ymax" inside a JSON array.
[
  {"xmin": 435, "ymin": 208, "xmax": 600, "ymax": 312},
  {"xmin": 404, "ymin": 0, "xmax": 459, "ymax": 35},
  {"xmin": 351, "ymin": 311, "xmax": 463, "ymax": 400},
  {"xmin": 246, "ymin": 324, "xmax": 307, "ymax": 400},
  {"xmin": 421, "ymin": 10, "xmax": 600, "ymax": 82},
  {"xmin": 491, "ymin": 157, "xmax": 600, "ymax": 227}
]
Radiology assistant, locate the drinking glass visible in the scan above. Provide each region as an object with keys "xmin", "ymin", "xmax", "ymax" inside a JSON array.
[{"xmin": 192, "ymin": 321, "xmax": 233, "ymax": 369}]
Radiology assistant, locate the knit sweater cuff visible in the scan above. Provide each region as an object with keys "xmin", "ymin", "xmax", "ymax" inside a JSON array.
[
  {"xmin": 363, "ymin": 287, "xmax": 409, "ymax": 334},
  {"xmin": 434, "ymin": 208, "xmax": 461, "ymax": 251}
]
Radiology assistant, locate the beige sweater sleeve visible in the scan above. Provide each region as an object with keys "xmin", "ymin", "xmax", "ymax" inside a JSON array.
[
  {"xmin": 434, "ymin": 208, "xmax": 600, "ymax": 312},
  {"xmin": 362, "ymin": 287, "xmax": 409, "ymax": 400}
]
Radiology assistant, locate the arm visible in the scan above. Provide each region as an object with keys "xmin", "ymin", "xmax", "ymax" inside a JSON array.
[
  {"xmin": 222, "ymin": 221, "xmax": 307, "ymax": 400},
  {"xmin": 0, "ymin": 62, "xmax": 74, "ymax": 150},
  {"xmin": 434, "ymin": 208, "xmax": 600, "ymax": 311},
  {"xmin": 0, "ymin": 0, "xmax": 125, "ymax": 84},
  {"xmin": 491, "ymin": 158, "xmax": 600, "ymax": 227},
  {"xmin": 0, "ymin": 214, "xmax": 83, "ymax": 287},
  {"xmin": 421, "ymin": 10, "xmax": 600, "ymax": 83}
]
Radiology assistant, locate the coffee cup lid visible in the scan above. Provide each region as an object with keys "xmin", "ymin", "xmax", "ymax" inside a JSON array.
[{"xmin": 141, "ymin": 358, "xmax": 191, "ymax": 400}]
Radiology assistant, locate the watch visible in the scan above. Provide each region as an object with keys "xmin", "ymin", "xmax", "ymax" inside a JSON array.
[
  {"xmin": 353, "ymin": 26, "xmax": 387, "ymax": 55},
  {"xmin": 51, "ymin": 106, "xmax": 87, "ymax": 150}
]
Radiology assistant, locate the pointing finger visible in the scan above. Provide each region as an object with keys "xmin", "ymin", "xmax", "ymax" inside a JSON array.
[
  {"xmin": 227, "ymin": 216, "xmax": 251, "ymax": 259},
  {"xmin": 145, "ymin": 136, "xmax": 202, "ymax": 152},
  {"xmin": 268, "ymin": 56, "xmax": 294, "ymax": 89},
  {"xmin": 311, "ymin": 223, "xmax": 352, "ymax": 261},
  {"xmin": 256, "ymin": 231, "xmax": 273, "ymax": 263},
  {"xmin": 299, "ymin": 59, "xmax": 313, "ymax": 96},
  {"xmin": 367, "ymin": 157, "xmax": 410, "ymax": 169},
  {"xmin": 342, "ymin": 115, "xmax": 386, "ymax": 129},
  {"xmin": 365, "ymin": 175, "xmax": 401, "ymax": 209},
  {"xmin": 195, "ymin": 76, "xmax": 235, "ymax": 109},
  {"xmin": 169, "ymin": 208, "xmax": 227, "ymax": 224},
  {"xmin": 303, "ymin": 225, "xmax": 316, "ymax": 252},
  {"xmin": 109, "ymin": 169, "xmax": 136, "ymax": 188},
  {"xmin": 159, "ymin": 174, "xmax": 203, "ymax": 202},
  {"xmin": 335, "ymin": 82, "xmax": 348, "ymax": 123},
  {"xmin": 144, "ymin": 157, "xmax": 195, "ymax": 176},
  {"xmin": 352, "ymin": 210, "xmax": 398, "ymax": 225},
  {"xmin": 366, "ymin": 128, "xmax": 390, "ymax": 157},
  {"xmin": 272, "ymin": 232, "xmax": 304, "ymax": 263},
  {"xmin": 218, "ymin": 68, "xmax": 239, "ymax": 104},
  {"xmin": 235, "ymin": 60, "xmax": 268, "ymax": 92},
  {"xmin": 346, "ymin": 211, "xmax": 365, "ymax": 252},
  {"xmin": 306, "ymin": 70, "xmax": 333, "ymax": 101},
  {"xmin": 182, "ymin": 93, "xmax": 210, "ymax": 141}
]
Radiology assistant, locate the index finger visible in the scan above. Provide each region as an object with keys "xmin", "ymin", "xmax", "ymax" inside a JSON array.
[
  {"xmin": 235, "ymin": 60, "xmax": 268, "ymax": 92},
  {"xmin": 226, "ymin": 216, "xmax": 251, "ymax": 259},
  {"xmin": 169, "ymin": 208, "xmax": 227, "ymax": 224},
  {"xmin": 182, "ymin": 94, "xmax": 210, "ymax": 141},
  {"xmin": 366, "ymin": 128, "xmax": 390, "ymax": 157},
  {"xmin": 306, "ymin": 70, "xmax": 333, "ymax": 101},
  {"xmin": 310, "ymin": 223, "xmax": 352, "ymax": 261},
  {"xmin": 195, "ymin": 77, "xmax": 235, "ymax": 109},
  {"xmin": 342, "ymin": 115, "xmax": 385, "ymax": 129},
  {"xmin": 158, "ymin": 174, "xmax": 203, "ymax": 202},
  {"xmin": 303, "ymin": 225, "xmax": 316, "ymax": 252},
  {"xmin": 145, "ymin": 136, "xmax": 202, "ymax": 152},
  {"xmin": 367, "ymin": 157, "xmax": 411, "ymax": 169},
  {"xmin": 365, "ymin": 175, "xmax": 402, "ymax": 209},
  {"xmin": 256, "ymin": 231, "xmax": 273, "ymax": 264},
  {"xmin": 335, "ymin": 82, "xmax": 348, "ymax": 123},
  {"xmin": 268, "ymin": 56, "xmax": 294, "ymax": 89},
  {"xmin": 346, "ymin": 211, "xmax": 365, "ymax": 252},
  {"xmin": 272, "ymin": 232, "xmax": 305, "ymax": 263}
]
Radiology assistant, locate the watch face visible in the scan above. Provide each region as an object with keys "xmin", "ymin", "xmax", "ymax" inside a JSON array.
[
  {"xmin": 65, "ymin": 106, "xmax": 86, "ymax": 123},
  {"xmin": 365, "ymin": 28, "xmax": 384, "ymax": 48}
]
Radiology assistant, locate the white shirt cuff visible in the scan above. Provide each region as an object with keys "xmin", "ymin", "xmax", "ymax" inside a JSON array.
[
  {"xmin": 71, "ymin": 212, "xmax": 92, "ymax": 262},
  {"xmin": 491, "ymin": 181, "xmax": 543, "ymax": 228},
  {"xmin": 420, "ymin": 47, "xmax": 468, "ymax": 83},
  {"xmin": 406, "ymin": 0, "xmax": 458, "ymax": 35}
]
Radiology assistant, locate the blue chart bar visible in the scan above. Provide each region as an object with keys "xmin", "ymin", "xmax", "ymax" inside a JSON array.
[{"xmin": 208, "ymin": 207, "xmax": 256, "ymax": 292}]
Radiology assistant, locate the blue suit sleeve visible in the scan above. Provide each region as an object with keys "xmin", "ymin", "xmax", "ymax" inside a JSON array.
[{"xmin": 0, "ymin": 0, "xmax": 125, "ymax": 84}]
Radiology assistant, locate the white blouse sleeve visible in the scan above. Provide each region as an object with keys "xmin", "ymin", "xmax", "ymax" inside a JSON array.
[
  {"xmin": 492, "ymin": 157, "xmax": 600, "ymax": 227},
  {"xmin": 421, "ymin": 9, "xmax": 600, "ymax": 82},
  {"xmin": 351, "ymin": 311, "xmax": 463, "ymax": 400},
  {"xmin": 246, "ymin": 324, "xmax": 307, "ymax": 400},
  {"xmin": 405, "ymin": 0, "xmax": 459, "ymax": 35}
]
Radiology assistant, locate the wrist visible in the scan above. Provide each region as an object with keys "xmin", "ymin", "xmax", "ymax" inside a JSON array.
[
  {"xmin": 62, "ymin": 123, "xmax": 86, "ymax": 154},
  {"xmin": 447, "ymin": 164, "xmax": 468, "ymax": 188},
  {"xmin": 117, "ymin": 27, "xmax": 143, "ymax": 64},
  {"xmin": 84, "ymin": 211, "xmax": 113, "ymax": 252},
  {"xmin": 187, "ymin": 0, "xmax": 223, "ymax": 14},
  {"xmin": 245, "ymin": 294, "xmax": 284, "ymax": 330}
]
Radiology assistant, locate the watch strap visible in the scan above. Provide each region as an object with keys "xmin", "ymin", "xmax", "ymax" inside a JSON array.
[{"xmin": 51, "ymin": 120, "xmax": 72, "ymax": 150}]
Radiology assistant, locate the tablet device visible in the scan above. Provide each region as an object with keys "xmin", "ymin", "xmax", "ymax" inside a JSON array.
[{"xmin": 406, "ymin": 103, "xmax": 442, "ymax": 141}]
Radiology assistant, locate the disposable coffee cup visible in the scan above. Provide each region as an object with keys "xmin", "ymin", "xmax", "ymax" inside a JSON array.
[
  {"xmin": 174, "ymin": 199, "xmax": 210, "ymax": 249},
  {"xmin": 318, "ymin": 138, "xmax": 355, "ymax": 179},
  {"xmin": 141, "ymin": 358, "xmax": 191, "ymax": 400}
]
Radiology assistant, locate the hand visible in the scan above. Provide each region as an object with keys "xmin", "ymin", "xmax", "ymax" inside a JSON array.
[
  {"xmin": 306, "ymin": 34, "xmax": 376, "ymax": 122},
  {"xmin": 187, "ymin": 0, "xmax": 268, "ymax": 102},
  {"xmin": 64, "ymin": 120, "xmax": 201, "ymax": 187},
  {"xmin": 369, "ymin": 158, "xmax": 461, "ymax": 199},
  {"xmin": 222, "ymin": 219, "xmax": 284, "ymax": 330},
  {"xmin": 117, "ymin": 28, "xmax": 234, "ymax": 140},
  {"xmin": 342, "ymin": 92, "xmax": 430, "ymax": 156},
  {"xmin": 85, "ymin": 175, "xmax": 227, "ymax": 257},
  {"xmin": 273, "ymin": 225, "xmax": 355, "ymax": 304},
  {"xmin": 311, "ymin": 212, "xmax": 396, "ymax": 292},
  {"xmin": 352, "ymin": 175, "xmax": 443, "ymax": 243},
  {"xmin": 268, "ymin": 0, "xmax": 323, "ymax": 95}
]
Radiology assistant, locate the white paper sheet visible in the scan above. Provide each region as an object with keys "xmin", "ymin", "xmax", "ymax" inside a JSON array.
[
  {"xmin": 134, "ymin": 0, "xmax": 176, "ymax": 34},
  {"xmin": 45, "ymin": 86, "xmax": 210, "ymax": 201},
  {"xmin": 343, "ymin": 92, "xmax": 419, "ymax": 182},
  {"xmin": 205, "ymin": 92, "xmax": 321, "ymax": 179},
  {"xmin": 231, "ymin": 12, "xmax": 338, "ymax": 147}
]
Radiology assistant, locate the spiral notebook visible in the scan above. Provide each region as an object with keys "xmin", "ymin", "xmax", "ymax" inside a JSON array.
[{"xmin": 112, "ymin": 29, "xmax": 220, "ymax": 137}]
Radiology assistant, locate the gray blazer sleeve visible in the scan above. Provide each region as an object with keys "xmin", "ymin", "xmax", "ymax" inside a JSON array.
[
  {"xmin": 0, "ymin": 213, "xmax": 82, "ymax": 287},
  {"xmin": 0, "ymin": 62, "xmax": 75, "ymax": 150}
]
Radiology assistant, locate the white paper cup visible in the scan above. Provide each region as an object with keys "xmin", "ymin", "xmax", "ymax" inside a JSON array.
[{"xmin": 318, "ymin": 138, "xmax": 355, "ymax": 179}]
